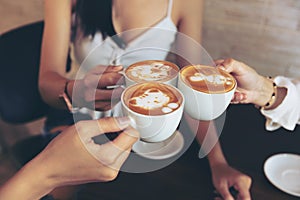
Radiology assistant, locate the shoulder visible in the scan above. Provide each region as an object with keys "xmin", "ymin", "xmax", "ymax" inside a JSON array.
[
  {"xmin": 172, "ymin": 0, "xmax": 204, "ymax": 25},
  {"xmin": 44, "ymin": 0, "xmax": 72, "ymax": 13},
  {"xmin": 44, "ymin": 0, "xmax": 72, "ymax": 25},
  {"xmin": 174, "ymin": 0, "xmax": 204, "ymax": 17}
]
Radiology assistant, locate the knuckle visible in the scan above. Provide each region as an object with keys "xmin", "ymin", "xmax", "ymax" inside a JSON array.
[
  {"xmin": 237, "ymin": 174, "xmax": 252, "ymax": 185},
  {"xmin": 245, "ymin": 176, "xmax": 252, "ymax": 185},
  {"xmin": 107, "ymin": 76, "xmax": 116, "ymax": 85},
  {"xmin": 215, "ymin": 179, "xmax": 226, "ymax": 188},
  {"xmin": 99, "ymin": 155, "xmax": 117, "ymax": 166},
  {"xmin": 102, "ymin": 170, "xmax": 119, "ymax": 182}
]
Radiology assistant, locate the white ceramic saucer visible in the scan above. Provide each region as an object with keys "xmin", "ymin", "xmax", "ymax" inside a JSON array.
[
  {"xmin": 132, "ymin": 130, "xmax": 184, "ymax": 160},
  {"xmin": 264, "ymin": 153, "xmax": 300, "ymax": 197}
]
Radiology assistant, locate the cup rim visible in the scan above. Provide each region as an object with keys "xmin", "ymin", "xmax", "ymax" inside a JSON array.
[
  {"xmin": 179, "ymin": 64, "xmax": 237, "ymax": 94},
  {"xmin": 121, "ymin": 82, "xmax": 185, "ymax": 118},
  {"xmin": 124, "ymin": 60, "xmax": 180, "ymax": 83}
]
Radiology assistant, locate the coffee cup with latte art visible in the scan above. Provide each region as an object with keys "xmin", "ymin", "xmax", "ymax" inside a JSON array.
[
  {"xmin": 178, "ymin": 65, "xmax": 236, "ymax": 120},
  {"xmin": 121, "ymin": 82, "xmax": 184, "ymax": 143},
  {"xmin": 124, "ymin": 60, "xmax": 179, "ymax": 87}
]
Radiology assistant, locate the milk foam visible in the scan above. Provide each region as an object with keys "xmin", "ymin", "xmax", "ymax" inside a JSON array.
[
  {"xmin": 129, "ymin": 63, "xmax": 171, "ymax": 81},
  {"xmin": 189, "ymin": 73, "xmax": 233, "ymax": 86},
  {"xmin": 129, "ymin": 89, "xmax": 179, "ymax": 114}
]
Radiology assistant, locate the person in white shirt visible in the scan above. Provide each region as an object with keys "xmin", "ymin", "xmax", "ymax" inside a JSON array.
[{"xmin": 216, "ymin": 58, "xmax": 300, "ymax": 131}]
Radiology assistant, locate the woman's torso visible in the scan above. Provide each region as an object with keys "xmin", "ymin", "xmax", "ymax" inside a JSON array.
[{"xmin": 68, "ymin": 0, "xmax": 179, "ymax": 79}]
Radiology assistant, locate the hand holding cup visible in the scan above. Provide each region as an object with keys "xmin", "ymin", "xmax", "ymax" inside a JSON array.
[
  {"xmin": 72, "ymin": 65, "xmax": 125, "ymax": 111},
  {"xmin": 121, "ymin": 82, "xmax": 184, "ymax": 143}
]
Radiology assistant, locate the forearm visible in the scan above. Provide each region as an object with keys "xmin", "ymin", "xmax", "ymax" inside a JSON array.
[
  {"xmin": 39, "ymin": 0, "xmax": 73, "ymax": 109},
  {"xmin": 197, "ymin": 121, "xmax": 227, "ymax": 166},
  {"xmin": 0, "ymin": 156, "xmax": 55, "ymax": 200},
  {"xmin": 184, "ymin": 114, "xmax": 227, "ymax": 166},
  {"xmin": 39, "ymin": 71, "xmax": 69, "ymax": 109}
]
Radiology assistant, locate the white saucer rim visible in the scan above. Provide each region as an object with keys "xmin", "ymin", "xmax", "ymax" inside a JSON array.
[
  {"xmin": 263, "ymin": 153, "xmax": 300, "ymax": 197},
  {"xmin": 132, "ymin": 130, "xmax": 184, "ymax": 160}
]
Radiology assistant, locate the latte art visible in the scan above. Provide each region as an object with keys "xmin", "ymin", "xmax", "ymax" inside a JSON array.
[
  {"xmin": 181, "ymin": 65, "xmax": 236, "ymax": 94},
  {"xmin": 129, "ymin": 88, "xmax": 179, "ymax": 114},
  {"xmin": 189, "ymin": 73, "xmax": 233, "ymax": 86},
  {"xmin": 128, "ymin": 63, "xmax": 170, "ymax": 81},
  {"xmin": 123, "ymin": 83, "xmax": 182, "ymax": 116},
  {"xmin": 126, "ymin": 60, "xmax": 179, "ymax": 83}
]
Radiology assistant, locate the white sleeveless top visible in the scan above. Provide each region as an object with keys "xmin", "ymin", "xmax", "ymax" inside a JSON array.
[
  {"xmin": 68, "ymin": 0, "xmax": 178, "ymax": 118},
  {"xmin": 68, "ymin": 0, "xmax": 177, "ymax": 78}
]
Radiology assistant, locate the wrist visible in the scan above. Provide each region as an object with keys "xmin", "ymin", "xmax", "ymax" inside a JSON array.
[
  {"xmin": 253, "ymin": 76, "xmax": 274, "ymax": 107},
  {"xmin": 208, "ymin": 155, "xmax": 228, "ymax": 168},
  {"xmin": 60, "ymin": 80, "xmax": 80, "ymax": 113},
  {"xmin": 66, "ymin": 79, "xmax": 73, "ymax": 100},
  {"xmin": 206, "ymin": 145, "xmax": 228, "ymax": 168},
  {"xmin": 264, "ymin": 86, "xmax": 287, "ymax": 110},
  {"xmin": 27, "ymin": 156, "xmax": 57, "ymax": 191},
  {"xmin": 254, "ymin": 77, "xmax": 287, "ymax": 110}
]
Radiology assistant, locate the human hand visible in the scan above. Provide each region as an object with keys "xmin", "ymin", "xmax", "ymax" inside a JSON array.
[
  {"xmin": 35, "ymin": 117, "xmax": 139, "ymax": 188},
  {"xmin": 215, "ymin": 58, "xmax": 273, "ymax": 107},
  {"xmin": 211, "ymin": 163, "xmax": 252, "ymax": 200},
  {"xmin": 0, "ymin": 117, "xmax": 139, "ymax": 200},
  {"xmin": 72, "ymin": 65, "xmax": 125, "ymax": 111}
]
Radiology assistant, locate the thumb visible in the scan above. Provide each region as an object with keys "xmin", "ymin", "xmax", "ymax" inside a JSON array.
[
  {"xmin": 76, "ymin": 117, "xmax": 131, "ymax": 143},
  {"xmin": 92, "ymin": 126, "xmax": 139, "ymax": 167},
  {"xmin": 75, "ymin": 117, "xmax": 138, "ymax": 166}
]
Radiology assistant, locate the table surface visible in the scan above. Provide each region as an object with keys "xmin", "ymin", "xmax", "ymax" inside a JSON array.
[{"xmin": 78, "ymin": 104, "xmax": 300, "ymax": 200}]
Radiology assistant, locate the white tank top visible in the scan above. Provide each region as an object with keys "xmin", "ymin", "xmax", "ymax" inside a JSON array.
[
  {"xmin": 68, "ymin": 0, "xmax": 177, "ymax": 79},
  {"xmin": 68, "ymin": 0, "xmax": 177, "ymax": 118}
]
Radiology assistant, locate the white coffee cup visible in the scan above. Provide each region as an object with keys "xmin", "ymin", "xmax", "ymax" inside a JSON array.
[
  {"xmin": 121, "ymin": 82, "xmax": 184, "ymax": 143},
  {"xmin": 177, "ymin": 65, "xmax": 236, "ymax": 121},
  {"xmin": 123, "ymin": 60, "xmax": 179, "ymax": 87}
]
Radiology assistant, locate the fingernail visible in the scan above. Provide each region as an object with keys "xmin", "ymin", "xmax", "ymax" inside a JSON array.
[
  {"xmin": 113, "ymin": 65, "xmax": 123, "ymax": 69},
  {"xmin": 219, "ymin": 66, "xmax": 227, "ymax": 71},
  {"xmin": 242, "ymin": 93, "xmax": 247, "ymax": 100},
  {"xmin": 115, "ymin": 117, "xmax": 130, "ymax": 129}
]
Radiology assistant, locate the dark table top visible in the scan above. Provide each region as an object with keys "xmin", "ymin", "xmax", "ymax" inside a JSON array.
[{"xmin": 78, "ymin": 104, "xmax": 300, "ymax": 200}]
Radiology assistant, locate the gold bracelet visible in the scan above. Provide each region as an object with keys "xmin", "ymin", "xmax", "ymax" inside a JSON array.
[{"xmin": 261, "ymin": 77, "xmax": 277, "ymax": 110}]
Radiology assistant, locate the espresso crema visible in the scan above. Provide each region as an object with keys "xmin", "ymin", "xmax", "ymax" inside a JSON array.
[
  {"xmin": 180, "ymin": 65, "xmax": 236, "ymax": 94},
  {"xmin": 123, "ymin": 83, "xmax": 183, "ymax": 116},
  {"xmin": 125, "ymin": 60, "xmax": 179, "ymax": 83}
]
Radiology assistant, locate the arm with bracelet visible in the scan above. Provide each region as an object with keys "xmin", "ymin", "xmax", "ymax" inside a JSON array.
[
  {"xmin": 216, "ymin": 58, "xmax": 300, "ymax": 131},
  {"xmin": 39, "ymin": 0, "xmax": 124, "ymax": 113},
  {"xmin": 260, "ymin": 76, "xmax": 300, "ymax": 131}
]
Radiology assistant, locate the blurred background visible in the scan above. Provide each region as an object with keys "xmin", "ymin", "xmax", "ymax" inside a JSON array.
[
  {"xmin": 0, "ymin": 0, "xmax": 300, "ymax": 186},
  {"xmin": 1, "ymin": 0, "xmax": 299, "ymax": 78}
]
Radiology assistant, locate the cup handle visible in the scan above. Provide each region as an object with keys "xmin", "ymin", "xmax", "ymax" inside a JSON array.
[
  {"xmin": 118, "ymin": 69, "xmax": 126, "ymax": 76},
  {"xmin": 127, "ymin": 115, "xmax": 137, "ymax": 129},
  {"xmin": 105, "ymin": 84, "xmax": 126, "ymax": 89}
]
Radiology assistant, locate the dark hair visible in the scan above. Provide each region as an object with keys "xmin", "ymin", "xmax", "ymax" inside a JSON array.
[{"xmin": 75, "ymin": 0, "xmax": 115, "ymax": 38}]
